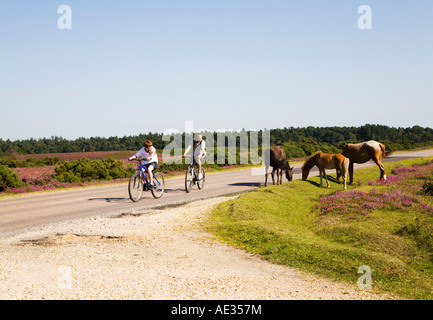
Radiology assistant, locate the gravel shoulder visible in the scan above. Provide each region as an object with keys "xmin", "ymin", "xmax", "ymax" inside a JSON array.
[{"xmin": 0, "ymin": 196, "xmax": 396, "ymax": 300}]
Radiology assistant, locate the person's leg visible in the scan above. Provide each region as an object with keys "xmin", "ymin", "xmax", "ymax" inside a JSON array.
[
  {"xmin": 197, "ymin": 158, "xmax": 202, "ymax": 173},
  {"xmin": 147, "ymin": 164, "xmax": 154, "ymax": 185},
  {"xmin": 195, "ymin": 155, "xmax": 203, "ymax": 179}
]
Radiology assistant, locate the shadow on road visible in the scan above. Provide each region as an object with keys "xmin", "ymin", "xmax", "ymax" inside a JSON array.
[
  {"xmin": 228, "ymin": 182, "xmax": 261, "ymax": 187},
  {"xmin": 88, "ymin": 198, "xmax": 130, "ymax": 203},
  {"xmin": 163, "ymin": 188, "xmax": 186, "ymax": 193}
]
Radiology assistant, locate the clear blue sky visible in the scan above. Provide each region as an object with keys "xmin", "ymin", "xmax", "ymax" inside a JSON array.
[{"xmin": 1, "ymin": 1, "xmax": 432, "ymax": 140}]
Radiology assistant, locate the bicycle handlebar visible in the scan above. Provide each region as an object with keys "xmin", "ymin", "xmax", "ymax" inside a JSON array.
[
  {"xmin": 129, "ymin": 158, "xmax": 152, "ymax": 162},
  {"xmin": 129, "ymin": 158, "xmax": 149, "ymax": 168}
]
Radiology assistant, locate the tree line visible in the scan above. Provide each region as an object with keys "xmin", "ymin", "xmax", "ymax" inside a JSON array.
[{"xmin": 1, "ymin": 124, "xmax": 433, "ymax": 156}]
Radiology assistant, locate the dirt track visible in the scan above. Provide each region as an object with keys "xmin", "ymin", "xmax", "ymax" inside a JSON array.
[{"xmin": 0, "ymin": 196, "xmax": 394, "ymax": 300}]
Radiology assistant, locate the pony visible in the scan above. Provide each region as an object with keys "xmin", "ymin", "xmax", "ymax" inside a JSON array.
[
  {"xmin": 264, "ymin": 146, "xmax": 294, "ymax": 186},
  {"xmin": 302, "ymin": 151, "xmax": 350, "ymax": 190},
  {"xmin": 341, "ymin": 140, "xmax": 387, "ymax": 184}
]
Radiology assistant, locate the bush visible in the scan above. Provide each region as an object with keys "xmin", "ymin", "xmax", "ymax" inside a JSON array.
[
  {"xmin": 422, "ymin": 182, "xmax": 433, "ymax": 196},
  {"xmin": 0, "ymin": 165, "xmax": 26, "ymax": 191},
  {"xmin": 53, "ymin": 158, "xmax": 135, "ymax": 183}
]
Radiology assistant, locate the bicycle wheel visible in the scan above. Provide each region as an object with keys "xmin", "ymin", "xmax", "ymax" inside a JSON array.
[
  {"xmin": 197, "ymin": 168, "xmax": 205, "ymax": 190},
  {"xmin": 185, "ymin": 166, "xmax": 193, "ymax": 193},
  {"xmin": 151, "ymin": 172, "xmax": 165, "ymax": 199},
  {"xmin": 128, "ymin": 171, "xmax": 143, "ymax": 202}
]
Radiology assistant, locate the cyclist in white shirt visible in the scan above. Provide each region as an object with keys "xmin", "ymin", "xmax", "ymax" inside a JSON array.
[
  {"xmin": 182, "ymin": 133, "xmax": 206, "ymax": 180},
  {"xmin": 129, "ymin": 140, "xmax": 158, "ymax": 186}
]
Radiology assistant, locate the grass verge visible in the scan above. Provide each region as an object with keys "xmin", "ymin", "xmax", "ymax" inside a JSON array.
[{"xmin": 206, "ymin": 156, "xmax": 433, "ymax": 299}]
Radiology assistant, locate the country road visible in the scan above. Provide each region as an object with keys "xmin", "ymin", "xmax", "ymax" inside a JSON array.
[{"xmin": 1, "ymin": 148, "xmax": 433, "ymax": 235}]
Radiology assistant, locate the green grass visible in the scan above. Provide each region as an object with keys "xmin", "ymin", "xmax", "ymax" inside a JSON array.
[{"xmin": 206, "ymin": 156, "xmax": 433, "ymax": 299}]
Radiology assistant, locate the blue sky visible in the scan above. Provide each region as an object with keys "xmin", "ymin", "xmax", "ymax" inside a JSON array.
[{"xmin": 1, "ymin": 1, "xmax": 432, "ymax": 140}]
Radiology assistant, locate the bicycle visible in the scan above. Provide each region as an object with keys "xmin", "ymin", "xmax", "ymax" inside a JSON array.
[
  {"xmin": 128, "ymin": 159, "xmax": 165, "ymax": 202},
  {"xmin": 184, "ymin": 155, "xmax": 205, "ymax": 193}
]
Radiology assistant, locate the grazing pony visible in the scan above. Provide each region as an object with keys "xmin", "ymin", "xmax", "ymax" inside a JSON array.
[
  {"xmin": 264, "ymin": 146, "xmax": 294, "ymax": 186},
  {"xmin": 342, "ymin": 140, "xmax": 387, "ymax": 184},
  {"xmin": 302, "ymin": 152, "xmax": 349, "ymax": 190}
]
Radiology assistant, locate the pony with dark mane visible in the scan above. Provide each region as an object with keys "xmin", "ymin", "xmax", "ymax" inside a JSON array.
[
  {"xmin": 264, "ymin": 146, "xmax": 294, "ymax": 186},
  {"xmin": 302, "ymin": 151, "xmax": 350, "ymax": 190},
  {"xmin": 342, "ymin": 140, "xmax": 387, "ymax": 184}
]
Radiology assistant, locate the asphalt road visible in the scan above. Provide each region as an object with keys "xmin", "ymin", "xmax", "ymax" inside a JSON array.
[{"xmin": 1, "ymin": 148, "xmax": 433, "ymax": 235}]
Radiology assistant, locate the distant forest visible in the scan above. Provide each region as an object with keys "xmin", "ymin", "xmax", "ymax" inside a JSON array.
[{"xmin": 1, "ymin": 124, "xmax": 433, "ymax": 157}]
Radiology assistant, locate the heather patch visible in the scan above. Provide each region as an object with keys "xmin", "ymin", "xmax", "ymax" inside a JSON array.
[
  {"xmin": 317, "ymin": 189, "xmax": 433, "ymax": 218},
  {"xmin": 368, "ymin": 159, "xmax": 433, "ymax": 193},
  {"xmin": 319, "ymin": 160, "xmax": 433, "ymax": 218}
]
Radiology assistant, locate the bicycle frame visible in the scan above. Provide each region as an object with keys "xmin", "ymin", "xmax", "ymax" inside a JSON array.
[
  {"xmin": 188, "ymin": 155, "xmax": 202, "ymax": 180},
  {"xmin": 136, "ymin": 161, "xmax": 162, "ymax": 188},
  {"xmin": 184, "ymin": 153, "xmax": 205, "ymax": 193}
]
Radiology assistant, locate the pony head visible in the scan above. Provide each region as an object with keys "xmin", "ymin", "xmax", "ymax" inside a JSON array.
[
  {"xmin": 302, "ymin": 167, "xmax": 309, "ymax": 181},
  {"xmin": 285, "ymin": 162, "xmax": 294, "ymax": 181},
  {"xmin": 301, "ymin": 153, "xmax": 318, "ymax": 181},
  {"xmin": 301, "ymin": 158, "xmax": 311, "ymax": 180}
]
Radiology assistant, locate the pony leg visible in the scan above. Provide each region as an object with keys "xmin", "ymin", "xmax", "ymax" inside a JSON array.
[
  {"xmin": 323, "ymin": 168, "xmax": 330, "ymax": 188},
  {"xmin": 372, "ymin": 157, "xmax": 386, "ymax": 180},
  {"xmin": 264, "ymin": 165, "xmax": 269, "ymax": 187},
  {"xmin": 375, "ymin": 160, "xmax": 386, "ymax": 180},
  {"xmin": 342, "ymin": 171, "xmax": 347, "ymax": 190},
  {"xmin": 319, "ymin": 168, "xmax": 328, "ymax": 187},
  {"xmin": 348, "ymin": 161, "xmax": 354, "ymax": 184},
  {"xmin": 271, "ymin": 168, "xmax": 276, "ymax": 185},
  {"xmin": 336, "ymin": 168, "xmax": 341, "ymax": 180},
  {"xmin": 342, "ymin": 158, "xmax": 349, "ymax": 190},
  {"xmin": 319, "ymin": 168, "xmax": 325, "ymax": 187}
]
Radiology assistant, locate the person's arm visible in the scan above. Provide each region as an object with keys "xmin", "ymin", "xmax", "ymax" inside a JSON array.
[
  {"xmin": 199, "ymin": 141, "xmax": 206, "ymax": 157},
  {"xmin": 129, "ymin": 149, "xmax": 142, "ymax": 161},
  {"xmin": 182, "ymin": 141, "xmax": 193, "ymax": 157},
  {"xmin": 182, "ymin": 146, "xmax": 191, "ymax": 157}
]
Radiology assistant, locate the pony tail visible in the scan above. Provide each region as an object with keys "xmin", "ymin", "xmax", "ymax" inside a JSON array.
[
  {"xmin": 380, "ymin": 143, "xmax": 390, "ymax": 158},
  {"xmin": 341, "ymin": 157, "xmax": 349, "ymax": 180},
  {"xmin": 343, "ymin": 157, "xmax": 349, "ymax": 169}
]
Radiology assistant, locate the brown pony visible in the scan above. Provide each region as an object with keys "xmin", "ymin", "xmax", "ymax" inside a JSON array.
[
  {"xmin": 264, "ymin": 146, "xmax": 294, "ymax": 186},
  {"xmin": 342, "ymin": 140, "xmax": 387, "ymax": 184},
  {"xmin": 302, "ymin": 152, "xmax": 349, "ymax": 190}
]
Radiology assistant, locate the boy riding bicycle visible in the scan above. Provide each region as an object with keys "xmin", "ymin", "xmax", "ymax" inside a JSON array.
[
  {"xmin": 182, "ymin": 133, "xmax": 206, "ymax": 179},
  {"xmin": 129, "ymin": 140, "xmax": 158, "ymax": 186}
]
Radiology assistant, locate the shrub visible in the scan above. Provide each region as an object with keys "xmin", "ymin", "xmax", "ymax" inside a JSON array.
[
  {"xmin": 0, "ymin": 165, "xmax": 26, "ymax": 191},
  {"xmin": 53, "ymin": 158, "xmax": 135, "ymax": 183},
  {"xmin": 422, "ymin": 182, "xmax": 433, "ymax": 196}
]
